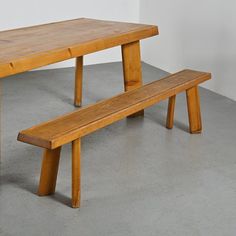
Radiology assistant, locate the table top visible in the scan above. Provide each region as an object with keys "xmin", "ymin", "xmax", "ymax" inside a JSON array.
[{"xmin": 0, "ymin": 18, "xmax": 158, "ymax": 78}]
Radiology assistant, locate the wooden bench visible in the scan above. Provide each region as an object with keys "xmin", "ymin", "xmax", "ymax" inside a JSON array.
[{"xmin": 17, "ymin": 69, "xmax": 211, "ymax": 208}]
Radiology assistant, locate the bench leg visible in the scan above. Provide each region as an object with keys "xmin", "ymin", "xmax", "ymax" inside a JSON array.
[
  {"xmin": 186, "ymin": 86, "xmax": 202, "ymax": 134},
  {"xmin": 72, "ymin": 139, "xmax": 81, "ymax": 208},
  {"xmin": 38, "ymin": 147, "xmax": 61, "ymax": 196},
  {"xmin": 166, "ymin": 95, "xmax": 176, "ymax": 129},
  {"xmin": 74, "ymin": 56, "xmax": 83, "ymax": 107},
  {"xmin": 122, "ymin": 41, "xmax": 144, "ymax": 117}
]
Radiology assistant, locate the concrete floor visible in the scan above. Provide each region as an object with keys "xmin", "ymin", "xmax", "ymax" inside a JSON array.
[{"xmin": 0, "ymin": 62, "xmax": 236, "ymax": 236}]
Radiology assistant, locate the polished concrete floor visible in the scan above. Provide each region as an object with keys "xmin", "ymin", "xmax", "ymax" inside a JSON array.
[{"xmin": 0, "ymin": 62, "xmax": 236, "ymax": 236}]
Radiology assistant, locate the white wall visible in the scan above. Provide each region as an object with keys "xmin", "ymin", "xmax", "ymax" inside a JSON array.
[
  {"xmin": 140, "ymin": 0, "xmax": 236, "ymax": 101},
  {"xmin": 0, "ymin": 0, "xmax": 139, "ymax": 69}
]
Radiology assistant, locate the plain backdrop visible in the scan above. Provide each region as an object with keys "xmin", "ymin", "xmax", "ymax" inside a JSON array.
[
  {"xmin": 1, "ymin": 0, "xmax": 235, "ymax": 101},
  {"xmin": 140, "ymin": 0, "xmax": 236, "ymax": 101}
]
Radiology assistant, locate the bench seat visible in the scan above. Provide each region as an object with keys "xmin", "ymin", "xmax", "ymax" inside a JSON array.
[
  {"xmin": 18, "ymin": 69, "xmax": 210, "ymax": 149},
  {"xmin": 17, "ymin": 69, "xmax": 211, "ymax": 208}
]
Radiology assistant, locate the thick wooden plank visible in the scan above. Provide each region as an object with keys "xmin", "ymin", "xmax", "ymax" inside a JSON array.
[
  {"xmin": 0, "ymin": 18, "xmax": 158, "ymax": 78},
  {"xmin": 17, "ymin": 70, "xmax": 211, "ymax": 149}
]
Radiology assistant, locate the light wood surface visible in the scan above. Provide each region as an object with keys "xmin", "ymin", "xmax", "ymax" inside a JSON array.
[
  {"xmin": 0, "ymin": 18, "xmax": 158, "ymax": 78},
  {"xmin": 38, "ymin": 147, "xmax": 61, "ymax": 196},
  {"xmin": 186, "ymin": 86, "xmax": 202, "ymax": 133},
  {"xmin": 18, "ymin": 70, "xmax": 211, "ymax": 149},
  {"xmin": 72, "ymin": 139, "xmax": 81, "ymax": 208},
  {"xmin": 166, "ymin": 95, "xmax": 176, "ymax": 129},
  {"xmin": 74, "ymin": 57, "xmax": 83, "ymax": 107}
]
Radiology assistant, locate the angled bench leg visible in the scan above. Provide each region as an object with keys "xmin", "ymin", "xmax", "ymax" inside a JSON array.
[
  {"xmin": 72, "ymin": 139, "xmax": 81, "ymax": 208},
  {"xmin": 38, "ymin": 147, "xmax": 61, "ymax": 196},
  {"xmin": 74, "ymin": 56, "xmax": 83, "ymax": 107},
  {"xmin": 186, "ymin": 86, "xmax": 202, "ymax": 134},
  {"xmin": 166, "ymin": 95, "xmax": 176, "ymax": 129},
  {"xmin": 122, "ymin": 41, "xmax": 144, "ymax": 117}
]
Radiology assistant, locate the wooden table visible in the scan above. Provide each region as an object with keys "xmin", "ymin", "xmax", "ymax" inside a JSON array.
[{"xmin": 0, "ymin": 18, "xmax": 158, "ymax": 108}]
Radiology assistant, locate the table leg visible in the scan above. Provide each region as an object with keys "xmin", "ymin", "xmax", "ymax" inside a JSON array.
[
  {"xmin": 122, "ymin": 41, "xmax": 144, "ymax": 117},
  {"xmin": 74, "ymin": 56, "xmax": 83, "ymax": 107}
]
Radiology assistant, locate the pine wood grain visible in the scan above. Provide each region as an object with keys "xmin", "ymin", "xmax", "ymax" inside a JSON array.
[
  {"xmin": 0, "ymin": 18, "xmax": 158, "ymax": 78},
  {"xmin": 18, "ymin": 70, "xmax": 211, "ymax": 149}
]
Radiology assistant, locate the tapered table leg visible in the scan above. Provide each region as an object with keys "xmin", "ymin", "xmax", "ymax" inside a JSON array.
[
  {"xmin": 166, "ymin": 95, "xmax": 176, "ymax": 129},
  {"xmin": 74, "ymin": 56, "xmax": 83, "ymax": 107},
  {"xmin": 122, "ymin": 41, "xmax": 144, "ymax": 117}
]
